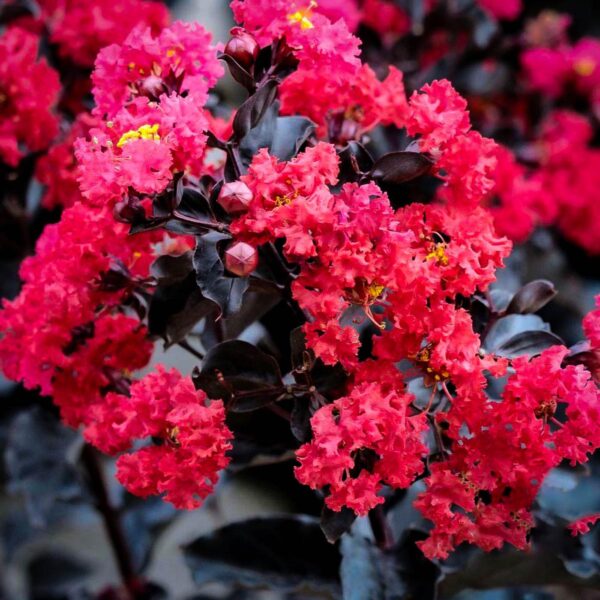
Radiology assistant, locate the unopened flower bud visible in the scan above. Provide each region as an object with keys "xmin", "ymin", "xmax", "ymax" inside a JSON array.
[
  {"xmin": 224, "ymin": 241, "xmax": 258, "ymax": 277},
  {"xmin": 224, "ymin": 27, "xmax": 259, "ymax": 69},
  {"xmin": 217, "ymin": 180, "xmax": 253, "ymax": 214}
]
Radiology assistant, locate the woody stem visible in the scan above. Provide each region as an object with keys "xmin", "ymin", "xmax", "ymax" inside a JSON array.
[
  {"xmin": 368, "ymin": 505, "xmax": 394, "ymax": 551},
  {"xmin": 82, "ymin": 444, "xmax": 139, "ymax": 599}
]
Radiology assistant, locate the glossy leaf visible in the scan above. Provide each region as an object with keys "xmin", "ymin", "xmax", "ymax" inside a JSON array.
[
  {"xmin": 506, "ymin": 280, "xmax": 557, "ymax": 315},
  {"xmin": 193, "ymin": 340, "xmax": 283, "ymax": 410},
  {"xmin": 370, "ymin": 151, "xmax": 433, "ymax": 184},
  {"xmin": 183, "ymin": 516, "xmax": 340, "ymax": 593},
  {"xmin": 193, "ymin": 232, "xmax": 249, "ymax": 319},
  {"xmin": 232, "ymin": 79, "xmax": 279, "ymax": 140}
]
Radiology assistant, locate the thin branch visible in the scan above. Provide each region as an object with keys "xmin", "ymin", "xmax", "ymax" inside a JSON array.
[
  {"xmin": 177, "ymin": 339, "xmax": 204, "ymax": 361},
  {"xmin": 368, "ymin": 505, "xmax": 394, "ymax": 551},
  {"xmin": 81, "ymin": 445, "xmax": 139, "ymax": 599}
]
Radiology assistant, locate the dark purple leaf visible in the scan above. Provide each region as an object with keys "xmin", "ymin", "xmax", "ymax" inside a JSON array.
[
  {"xmin": 496, "ymin": 331, "xmax": 564, "ymax": 359},
  {"xmin": 193, "ymin": 232, "xmax": 249, "ymax": 319},
  {"xmin": 338, "ymin": 142, "xmax": 374, "ymax": 182},
  {"xmin": 238, "ymin": 100, "xmax": 315, "ymax": 166},
  {"xmin": 370, "ymin": 152, "xmax": 433, "ymax": 184},
  {"xmin": 484, "ymin": 314, "xmax": 551, "ymax": 352},
  {"xmin": 320, "ymin": 506, "xmax": 356, "ymax": 544},
  {"xmin": 507, "ymin": 280, "xmax": 557, "ymax": 315},
  {"xmin": 150, "ymin": 252, "xmax": 193, "ymax": 285},
  {"xmin": 193, "ymin": 340, "xmax": 283, "ymax": 410},
  {"xmin": 183, "ymin": 516, "xmax": 340, "ymax": 593},
  {"xmin": 148, "ymin": 272, "xmax": 215, "ymax": 345},
  {"xmin": 218, "ymin": 51, "xmax": 255, "ymax": 91},
  {"xmin": 232, "ymin": 79, "xmax": 279, "ymax": 140}
]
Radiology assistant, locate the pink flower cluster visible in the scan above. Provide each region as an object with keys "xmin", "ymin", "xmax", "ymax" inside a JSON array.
[
  {"xmin": 0, "ymin": 204, "xmax": 155, "ymax": 427},
  {"xmin": 86, "ymin": 367, "xmax": 232, "ymax": 509},
  {"xmin": 36, "ymin": 0, "xmax": 169, "ymax": 68},
  {"xmin": 35, "ymin": 113, "xmax": 100, "ymax": 209},
  {"xmin": 230, "ymin": 0, "xmax": 361, "ymax": 80},
  {"xmin": 296, "ymin": 373, "xmax": 428, "ymax": 515},
  {"xmin": 225, "ymin": 69, "xmax": 600, "ymax": 557},
  {"xmin": 521, "ymin": 10, "xmax": 600, "ymax": 122},
  {"xmin": 489, "ymin": 111, "xmax": 600, "ymax": 254},
  {"xmin": 417, "ymin": 346, "xmax": 600, "ymax": 559},
  {"xmin": 75, "ymin": 21, "xmax": 222, "ymax": 206},
  {"xmin": 0, "ymin": 28, "xmax": 60, "ymax": 167},
  {"xmin": 0, "ymin": 0, "xmax": 598, "ymax": 558}
]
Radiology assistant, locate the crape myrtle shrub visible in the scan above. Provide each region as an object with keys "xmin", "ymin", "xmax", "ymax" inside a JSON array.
[{"xmin": 0, "ymin": 0, "xmax": 599, "ymax": 598}]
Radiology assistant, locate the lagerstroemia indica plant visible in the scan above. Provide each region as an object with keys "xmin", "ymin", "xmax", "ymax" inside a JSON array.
[{"xmin": 1, "ymin": 0, "xmax": 600, "ymax": 596}]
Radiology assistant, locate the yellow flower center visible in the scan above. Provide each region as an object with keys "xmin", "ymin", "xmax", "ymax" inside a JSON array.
[
  {"xmin": 574, "ymin": 58, "xmax": 596, "ymax": 77},
  {"xmin": 414, "ymin": 344, "xmax": 450, "ymax": 383},
  {"xmin": 273, "ymin": 180, "xmax": 299, "ymax": 207},
  {"xmin": 366, "ymin": 283, "xmax": 385, "ymax": 300},
  {"xmin": 288, "ymin": 0, "xmax": 317, "ymax": 29},
  {"xmin": 426, "ymin": 243, "xmax": 449, "ymax": 266},
  {"xmin": 116, "ymin": 123, "xmax": 160, "ymax": 148}
]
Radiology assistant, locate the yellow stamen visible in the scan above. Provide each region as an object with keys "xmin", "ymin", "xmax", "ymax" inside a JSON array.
[
  {"xmin": 288, "ymin": 0, "xmax": 317, "ymax": 29},
  {"xmin": 426, "ymin": 243, "xmax": 449, "ymax": 266},
  {"xmin": 116, "ymin": 123, "xmax": 160, "ymax": 148},
  {"xmin": 273, "ymin": 189, "xmax": 299, "ymax": 207},
  {"xmin": 367, "ymin": 283, "xmax": 385, "ymax": 300},
  {"xmin": 166, "ymin": 426, "xmax": 180, "ymax": 446},
  {"xmin": 414, "ymin": 344, "xmax": 450, "ymax": 384},
  {"xmin": 574, "ymin": 58, "xmax": 596, "ymax": 77}
]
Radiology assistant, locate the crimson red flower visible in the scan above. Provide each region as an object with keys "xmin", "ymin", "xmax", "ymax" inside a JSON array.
[
  {"xmin": 38, "ymin": 0, "xmax": 169, "ymax": 68},
  {"xmin": 280, "ymin": 64, "xmax": 408, "ymax": 141},
  {"xmin": 92, "ymin": 21, "xmax": 222, "ymax": 119},
  {"xmin": 230, "ymin": 0, "xmax": 361, "ymax": 81},
  {"xmin": 87, "ymin": 366, "xmax": 232, "ymax": 509},
  {"xmin": 0, "ymin": 28, "xmax": 60, "ymax": 167},
  {"xmin": 295, "ymin": 375, "xmax": 428, "ymax": 515},
  {"xmin": 0, "ymin": 203, "xmax": 157, "ymax": 425},
  {"xmin": 36, "ymin": 113, "xmax": 100, "ymax": 209},
  {"xmin": 569, "ymin": 514, "xmax": 600, "ymax": 536},
  {"xmin": 416, "ymin": 346, "xmax": 600, "ymax": 560}
]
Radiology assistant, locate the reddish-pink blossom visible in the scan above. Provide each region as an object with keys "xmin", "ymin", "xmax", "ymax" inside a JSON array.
[
  {"xmin": 416, "ymin": 346, "xmax": 600, "ymax": 560},
  {"xmin": 38, "ymin": 0, "xmax": 169, "ymax": 68},
  {"xmin": 87, "ymin": 367, "xmax": 232, "ymax": 509},
  {"xmin": 0, "ymin": 28, "xmax": 60, "ymax": 166},
  {"xmin": 92, "ymin": 21, "xmax": 222, "ymax": 119},
  {"xmin": 36, "ymin": 113, "xmax": 101, "ymax": 209},
  {"xmin": 478, "ymin": 0, "xmax": 522, "ymax": 20},
  {"xmin": 75, "ymin": 96, "xmax": 209, "ymax": 206},
  {"xmin": 280, "ymin": 64, "xmax": 408, "ymax": 140},
  {"xmin": 295, "ymin": 377, "xmax": 428, "ymax": 515},
  {"xmin": 0, "ymin": 203, "xmax": 157, "ymax": 424},
  {"xmin": 230, "ymin": 0, "xmax": 361, "ymax": 81},
  {"xmin": 569, "ymin": 514, "xmax": 600, "ymax": 536}
]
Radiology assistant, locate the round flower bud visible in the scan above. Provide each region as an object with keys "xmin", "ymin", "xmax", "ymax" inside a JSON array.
[
  {"xmin": 217, "ymin": 181, "xmax": 253, "ymax": 214},
  {"xmin": 224, "ymin": 27, "xmax": 259, "ymax": 70},
  {"xmin": 224, "ymin": 241, "xmax": 258, "ymax": 277}
]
